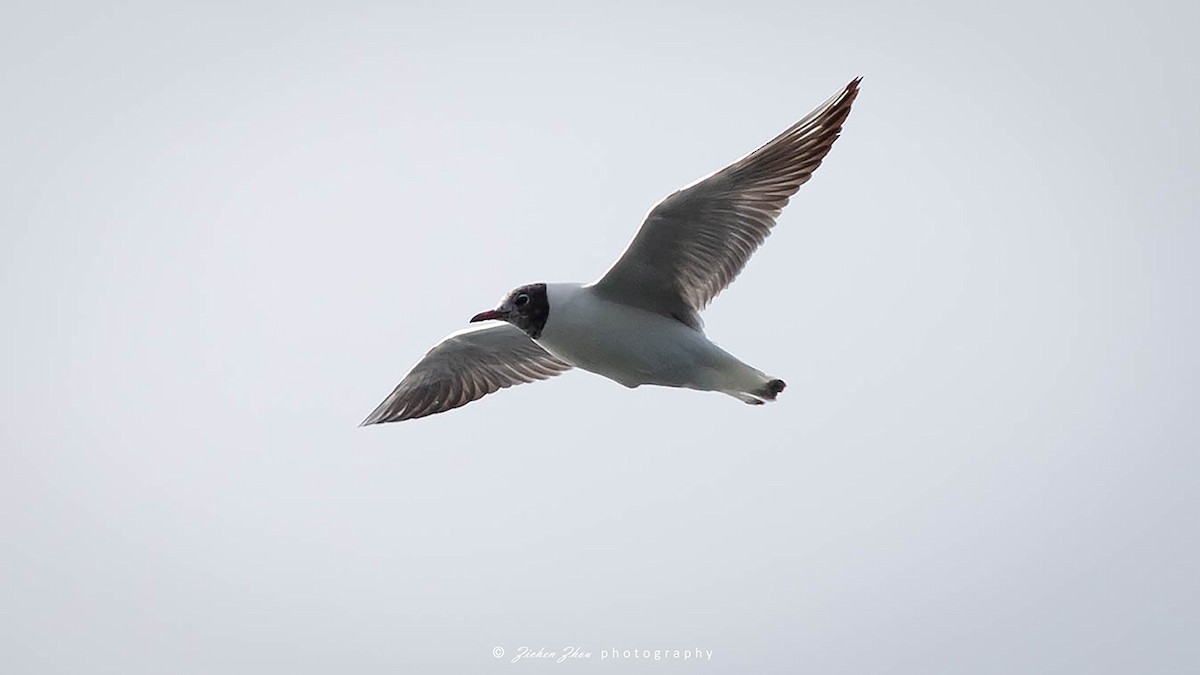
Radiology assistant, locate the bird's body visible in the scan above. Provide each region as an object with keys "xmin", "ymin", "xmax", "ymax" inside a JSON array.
[
  {"xmin": 537, "ymin": 283, "xmax": 774, "ymax": 401},
  {"xmin": 361, "ymin": 78, "xmax": 861, "ymax": 425}
]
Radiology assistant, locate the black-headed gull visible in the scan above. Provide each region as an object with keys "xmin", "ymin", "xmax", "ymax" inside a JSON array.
[{"xmin": 362, "ymin": 78, "xmax": 861, "ymax": 424}]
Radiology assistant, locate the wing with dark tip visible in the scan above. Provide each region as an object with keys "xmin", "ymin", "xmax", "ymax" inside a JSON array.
[
  {"xmin": 591, "ymin": 78, "xmax": 861, "ymax": 328},
  {"xmin": 360, "ymin": 323, "xmax": 572, "ymax": 425}
]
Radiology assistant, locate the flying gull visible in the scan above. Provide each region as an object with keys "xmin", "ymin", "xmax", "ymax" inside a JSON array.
[{"xmin": 362, "ymin": 78, "xmax": 861, "ymax": 424}]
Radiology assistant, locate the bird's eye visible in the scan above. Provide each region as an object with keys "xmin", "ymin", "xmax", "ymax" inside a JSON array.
[{"xmin": 514, "ymin": 293, "xmax": 530, "ymax": 308}]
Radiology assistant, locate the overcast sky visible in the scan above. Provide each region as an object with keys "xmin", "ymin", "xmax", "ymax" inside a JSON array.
[{"xmin": 2, "ymin": 0, "xmax": 1197, "ymax": 673}]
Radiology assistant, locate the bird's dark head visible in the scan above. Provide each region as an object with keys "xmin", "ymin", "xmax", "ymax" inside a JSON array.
[{"xmin": 470, "ymin": 282, "xmax": 551, "ymax": 339}]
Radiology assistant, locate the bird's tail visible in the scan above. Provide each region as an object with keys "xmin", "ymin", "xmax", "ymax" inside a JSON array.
[{"xmin": 727, "ymin": 377, "xmax": 786, "ymax": 405}]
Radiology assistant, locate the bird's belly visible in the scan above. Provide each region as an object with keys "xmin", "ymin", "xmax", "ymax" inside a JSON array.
[{"xmin": 535, "ymin": 300, "xmax": 735, "ymax": 389}]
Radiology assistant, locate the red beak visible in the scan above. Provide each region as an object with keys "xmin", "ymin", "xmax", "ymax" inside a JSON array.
[{"xmin": 470, "ymin": 309, "xmax": 505, "ymax": 323}]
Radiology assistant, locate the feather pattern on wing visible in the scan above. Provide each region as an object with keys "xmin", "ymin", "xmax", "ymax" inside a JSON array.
[
  {"xmin": 591, "ymin": 78, "xmax": 861, "ymax": 328},
  {"xmin": 360, "ymin": 323, "xmax": 572, "ymax": 424}
]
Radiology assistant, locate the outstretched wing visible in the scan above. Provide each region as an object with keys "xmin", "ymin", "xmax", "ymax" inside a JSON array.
[
  {"xmin": 591, "ymin": 78, "xmax": 861, "ymax": 328},
  {"xmin": 360, "ymin": 323, "xmax": 572, "ymax": 425}
]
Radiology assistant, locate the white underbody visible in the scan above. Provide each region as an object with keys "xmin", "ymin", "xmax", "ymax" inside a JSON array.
[{"xmin": 536, "ymin": 283, "xmax": 776, "ymax": 402}]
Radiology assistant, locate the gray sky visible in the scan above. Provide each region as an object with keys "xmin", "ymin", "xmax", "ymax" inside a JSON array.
[{"xmin": 3, "ymin": 0, "xmax": 1198, "ymax": 672}]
